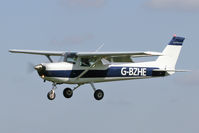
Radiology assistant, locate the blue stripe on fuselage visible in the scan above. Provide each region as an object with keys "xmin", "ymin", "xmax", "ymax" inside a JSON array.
[{"xmin": 43, "ymin": 67, "xmax": 159, "ymax": 78}]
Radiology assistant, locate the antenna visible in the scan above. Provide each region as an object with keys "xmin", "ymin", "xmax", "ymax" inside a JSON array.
[{"xmin": 95, "ymin": 43, "xmax": 104, "ymax": 52}]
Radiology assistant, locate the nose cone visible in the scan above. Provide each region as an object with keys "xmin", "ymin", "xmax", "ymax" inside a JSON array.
[
  {"xmin": 34, "ymin": 64, "xmax": 46, "ymax": 76},
  {"xmin": 34, "ymin": 64, "xmax": 43, "ymax": 71}
]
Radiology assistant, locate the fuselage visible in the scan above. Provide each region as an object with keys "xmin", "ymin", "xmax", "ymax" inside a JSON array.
[{"xmin": 38, "ymin": 61, "xmax": 169, "ymax": 84}]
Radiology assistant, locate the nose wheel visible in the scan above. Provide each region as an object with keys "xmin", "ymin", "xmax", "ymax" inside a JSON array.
[
  {"xmin": 47, "ymin": 90, "xmax": 56, "ymax": 100},
  {"xmin": 47, "ymin": 83, "xmax": 57, "ymax": 100}
]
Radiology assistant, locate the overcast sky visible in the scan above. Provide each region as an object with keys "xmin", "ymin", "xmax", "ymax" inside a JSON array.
[{"xmin": 1, "ymin": 0, "xmax": 199, "ymax": 133}]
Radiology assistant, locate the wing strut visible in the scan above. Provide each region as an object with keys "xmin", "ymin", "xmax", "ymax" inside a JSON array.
[{"xmin": 46, "ymin": 55, "xmax": 53, "ymax": 63}]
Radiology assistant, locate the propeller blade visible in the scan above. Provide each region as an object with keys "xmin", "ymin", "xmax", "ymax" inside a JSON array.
[{"xmin": 27, "ymin": 62, "xmax": 35, "ymax": 73}]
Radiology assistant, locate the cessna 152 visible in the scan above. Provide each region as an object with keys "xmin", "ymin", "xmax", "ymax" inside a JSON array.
[{"xmin": 9, "ymin": 35, "xmax": 186, "ymax": 101}]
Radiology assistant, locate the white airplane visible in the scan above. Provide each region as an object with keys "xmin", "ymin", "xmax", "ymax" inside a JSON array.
[{"xmin": 9, "ymin": 35, "xmax": 186, "ymax": 101}]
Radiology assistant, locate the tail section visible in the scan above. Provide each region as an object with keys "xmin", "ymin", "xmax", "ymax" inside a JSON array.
[{"xmin": 156, "ymin": 35, "xmax": 185, "ymax": 70}]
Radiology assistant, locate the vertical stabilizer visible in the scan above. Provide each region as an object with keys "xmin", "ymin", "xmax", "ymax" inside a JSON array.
[{"xmin": 156, "ymin": 35, "xmax": 185, "ymax": 70}]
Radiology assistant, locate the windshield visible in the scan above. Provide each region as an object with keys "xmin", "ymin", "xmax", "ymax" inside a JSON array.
[{"xmin": 63, "ymin": 53, "xmax": 77, "ymax": 64}]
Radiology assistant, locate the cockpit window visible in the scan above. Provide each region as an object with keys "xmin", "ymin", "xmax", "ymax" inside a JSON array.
[
  {"xmin": 64, "ymin": 53, "xmax": 77, "ymax": 64},
  {"xmin": 80, "ymin": 58, "xmax": 97, "ymax": 67},
  {"xmin": 80, "ymin": 58, "xmax": 90, "ymax": 66}
]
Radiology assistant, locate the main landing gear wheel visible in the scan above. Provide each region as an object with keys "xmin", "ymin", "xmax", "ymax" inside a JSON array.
[
  {"xmin": 63, "ymin": 88, "xmax": 73, "ymax": 98},
  {"xmin": 94, "ymin": 89, "xmax": 104, "ymax": 100},
  {"xmin": 47, "ymin": 90, "xmax": 56, "ymax": 100}
]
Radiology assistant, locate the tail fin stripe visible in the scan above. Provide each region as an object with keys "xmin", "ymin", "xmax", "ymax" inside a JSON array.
[{"xmin": 169, "ymin": 36, "xmax": 185, "ymax": 46}]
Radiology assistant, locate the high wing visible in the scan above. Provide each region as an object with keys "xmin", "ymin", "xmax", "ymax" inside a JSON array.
[
  {"xmin": 9, "ymin": 49, "xmax": 163, "ymax": 57},
  {"xmin": 9, "ymin": 49, "xmax": 65, "ymax": 56},
  {"xmin": 9, "ymin": 49, "xmax": 163, "ymax": 63},
  {"xmin": 77, "ymin": 51, "xmax": 163, "ymax": 63},
  {"xmin": 77, "ymin": 51, "xmax": 163, "ymax": 57}
]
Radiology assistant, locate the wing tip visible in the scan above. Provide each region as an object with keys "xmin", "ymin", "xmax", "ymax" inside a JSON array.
[{"xmin": 9, "ymin": 49, "xmax": 16, "ymax": 53}]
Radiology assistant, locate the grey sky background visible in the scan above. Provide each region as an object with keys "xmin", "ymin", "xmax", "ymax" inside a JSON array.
[{"xmin": 1, "ymin": 0, "xmax": 199, "ymax": 133}]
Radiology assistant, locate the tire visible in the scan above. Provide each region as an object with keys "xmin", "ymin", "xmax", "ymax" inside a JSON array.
[
  {"xmin": 47, "ymin": 91, "xmax": 56, "ymax": 100},
  {"xmin": 63, "ymin": 88, "xmax": 73, "ymax": 98},
  {"xmin": 94, "ymin": 89, "xmax": 104, "ymax": 100}
]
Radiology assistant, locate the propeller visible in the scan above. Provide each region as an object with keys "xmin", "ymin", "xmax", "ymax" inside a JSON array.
[
  {"xmin": 27, "ymin": 62, "xmax": 36, "ymax": 74},
  {"xmin": 27, "ymin": 62, "xmax": 46, "ymax": 76}
]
